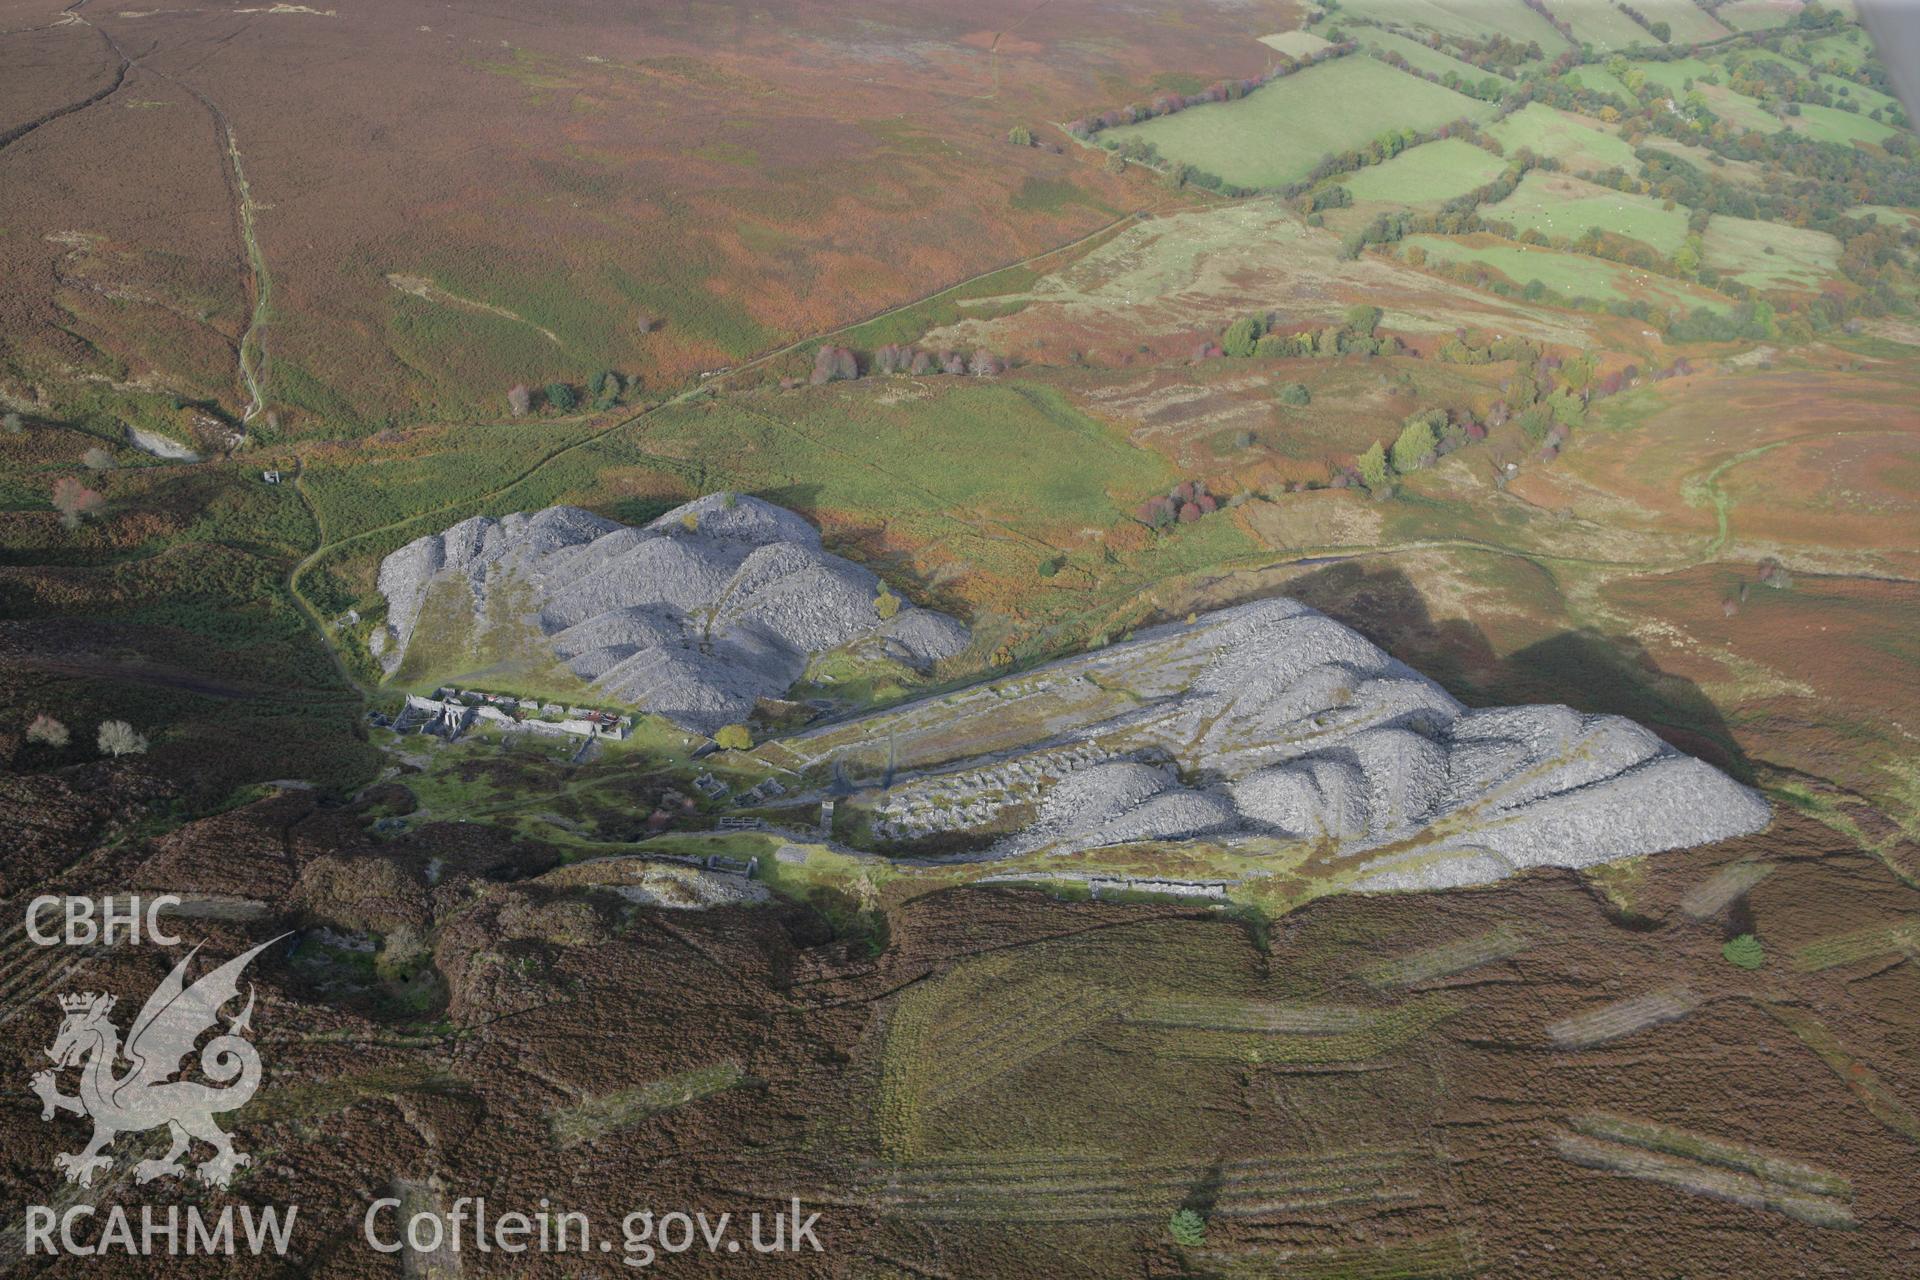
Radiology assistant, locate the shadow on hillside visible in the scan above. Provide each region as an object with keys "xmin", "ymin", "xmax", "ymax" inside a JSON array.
[
  {"xmin": 750, "ymin": 483, "xmax": 978, "ymax": 621},
  {"xmin": 1255, "ymin": 562, "xmax": 1752, "ymax": 781}
]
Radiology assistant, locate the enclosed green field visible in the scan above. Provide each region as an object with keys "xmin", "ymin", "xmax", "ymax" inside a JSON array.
[
  {"xmin": 1807, "ymin": 71, "xmax": 1899, "ymax": 118},
  {"xmin": 635, "ymin": 380, "xmax": 1177, "ymax": 541},
  {"xmin": 1700, "ymin": 82, "xmax": 1787, "ymax": 132},
  {"xmin": 1488, "ymin": 103, "xmax": 1639, "ymax": 173},
  {"xmin": 1798, "ymin": 31, "xmax": 1872, "ymax": 69},
  {"xmin": 1328, "ymin": 0, "xmax": 1570, "ymax": 53},
  {"xmin": 1548, "ymin": 0, "xmax": 1663, "ymax": 51},
  {"xmin": 1630, "ymin": 0, "xmax": 1732, "ymax": 43},
  {"xmin": 1562, "ymin": 65, "xmax": 1637, "ymax": 104},
  {"xmin": 1359, "ymin": 29, "xmax": 1506, "ymax": 85},
  {"xmin": 1403, "ymin": 233, "xmax": 1725, "ymax": 313},
  {"xmin": 1716, "ymin": 0, "xmax": 1799, "ymax": 31},
  {"xmin": 1483, "ymin": 171, "xmax": 1690, "ymax": 254},
  {"xmin": 1702, "ymin": 216, "xmax": 1842, "ymax": 291},
  {"xmin": 1862, "ymin": 205, "xmax": 1920, "ymax": 231},
  {"xmin": 1626, "ymin": 56, "xmax": 1723, "ymax": 94},
  {"xmin": 1785, "ymin": 101, "xmax": 1902, "ymax": 146},
  {"xmin": 1101, "ymin": 57, "xmax": 1492, "ymax": 190},
  {"xmin": 1340, "ymin": 138, "xmax": 1510, "ymax": 205}
]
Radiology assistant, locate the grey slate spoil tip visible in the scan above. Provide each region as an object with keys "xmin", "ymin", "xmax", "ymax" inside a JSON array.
[{"xmin": 373, "ymin": 494, "xmax": 969, "ymax": 733}]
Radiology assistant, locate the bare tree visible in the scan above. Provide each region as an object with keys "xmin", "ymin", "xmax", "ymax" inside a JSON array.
[
  {"xmin": 507, "ymin": 384, "xmax": 533, "ymax": 417},
  {"xmin": 968, "ymin": 350, "xmax": 1006, "ymax": 377},
  {"xmin": 50, "ymin": 477, "xmax": 105, "ymax": 528},
  {"xmin": 811, "ymin": 346, "xmax": 858, "ymax": 385},
  {"xmin": 26, "ymin": 715, "xmax": 69, "ymax": 747},
  {"xmin": 82, "ymin": 446, "xmax": 115, "ymax": 472},
  {"xmin": 3, "ymin": 412, "xmax": 21, "ymax": 434},
  {"xmin": 97, "ymin": 720, "xmax": 148, "ymax": 757}
]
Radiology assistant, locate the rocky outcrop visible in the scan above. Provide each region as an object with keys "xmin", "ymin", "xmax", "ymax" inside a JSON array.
[{"xmin": 373, "ymin": 495, "xmax": 969, "ymax": 733}]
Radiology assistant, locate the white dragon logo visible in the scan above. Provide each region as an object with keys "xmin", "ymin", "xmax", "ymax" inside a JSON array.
[{"xmin": 30, "ymin": 936, "xmax": 284, "ymax": 1189}]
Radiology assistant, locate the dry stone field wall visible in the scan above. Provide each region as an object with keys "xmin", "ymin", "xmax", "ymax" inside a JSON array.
[
  {"xmin": 776, "ymin": 599, "xmax": 1772, "ymax": 890},
  {"xmin": 373, "ymin": 494, "xmax": 970, "ymax": 733}
]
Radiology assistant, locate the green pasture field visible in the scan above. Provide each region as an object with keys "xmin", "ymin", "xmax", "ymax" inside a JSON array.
[
  {"xmin": 1625, "ymin": 56, "xmax": 1723, "ymax": 94},
  {"xmin": 1785, "ymin": 101, "xmax": 1902, "ymax": 146},
  {"xmin": 1797, "ymin": 31, "xmax": 1872, "ymax": 69},
  {"xmin": 1716, "ymin": 0, "xmax": 1800, "ymax": 31},
  {"xmin": 1701, "ymin": 215, "xmax": 1841, "ymax": 290},
  {"xmin": 1699, "ymin": 83, "xmax": 1786, "ymax": 133},
  {"xmin": 1101, "ymin": 56, "xmax": 1493, "ymax": 190},
  {"xmin": 1325, "ymin": 0, "xmax": 1570, "ymax": 53},
  {"xmin": 1806, "ymin": 71, "xmax": 1898, "ymax": 117},
  {"xmin": 300, "ymin": 421, "xmax": 608, "ymax": 544},
  {"xmin": 1482, "ymin": 171, "xmax": 1690, "ymax": 255},
  {"xmin": 1560, "ymin": 65, "xmax": 1637, "ymax": 104},
  {"xmin": 1640, "ymin": 137, "xmax": 1771, "ymax": 187},
  {"xmin": 1630, "ymin": 0, "xmax": 1732, "ymax": 43},
  {"xmin": 1487, "ymin": 103, "xmax": 1639, "ymax": 173},
  {"xmin": 1547, "ymin": 0, "xmax": 1662, "ymax": 51},
  {"xmin": 1340, "ymin": 138, "xmax": 1510, "ymax": 204},
  {"xmin": 1862, "ymin": 205, "xmax": 1920, "ymax": 231},
  {"xmin": 301, "ymin": 375, "xmax": 1182, "ymax": 628},
  {"xmin": 634, "ymin": 380, "xmax": 1176, "ymax": 532},
  {"xmin": 1402, "ymin": 233, "xmax": 1725, "ymax": 314},
  {"xmin": 1358, "ymin": 29, "xmax": 1505, "ymax": 84}
]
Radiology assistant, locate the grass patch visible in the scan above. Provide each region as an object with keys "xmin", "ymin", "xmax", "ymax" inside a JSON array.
[
  {"xmin": 1549, "ymin": 0, "xmax": 1664, "ymax": 50},
  {"xmin": 1102, "ymin": 57, "xmax": 1494, "ymax": 190},
  {"xmin": 1487, "ymin": 103, "xmax": 1639, "ymax": 174},
  {"xmin": 1010, "ymin": 176, "xmax": 1115, "ymax": 216},
  {"xmin": 1481, "ymin": 170, "xmax": 1690, "ymax": 255},
  {"xmin": 1341, "ymin": 138, "xmax": 1510, "ymax": 205},
  {"xmin": 1403, "ymin": 233, "xmax": 1722, "ymax": 313},
  {"xmin": 1359, "ymin": 29, "xmax": 1506, "ymax": 83},
  {"xmin": 1785, "ymin": 100, "xmax": 1902, "ymax": 147},
  {"xmin": 1702, "ymin": 215, "xmax": 1840, "ymax": 291},
  {"xmin": 549, "ymin": 1062, "xmax": 746, "ymax": 1146},
  {"xmin": 1329, "ymin": 0, "xmax": 1570, "ymax": 53}
]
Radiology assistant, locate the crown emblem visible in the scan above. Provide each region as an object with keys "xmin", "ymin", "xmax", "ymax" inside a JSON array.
[{"xmin": 57, "ymin": 992, "xmax": 112, "ymax": 1015}]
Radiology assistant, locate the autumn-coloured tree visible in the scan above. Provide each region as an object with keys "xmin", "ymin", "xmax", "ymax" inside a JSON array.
[
  {"xmin": 941, "ymin": 352, "xmax": 968, "ymax": 376},
  {"xmin": 812, "ymin": 345, "xmax": 858, "ymax": 385},
  {"xmin": 25, "ymin": 715, "xmax": 69, "ymax": 747},
  {"xmin": 51, "ymin": 477, "xmax": 105, "ymax": 528},
  {"xmin": 874, "ymin": 344, "xmax": 915, "ymax": 375}
]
